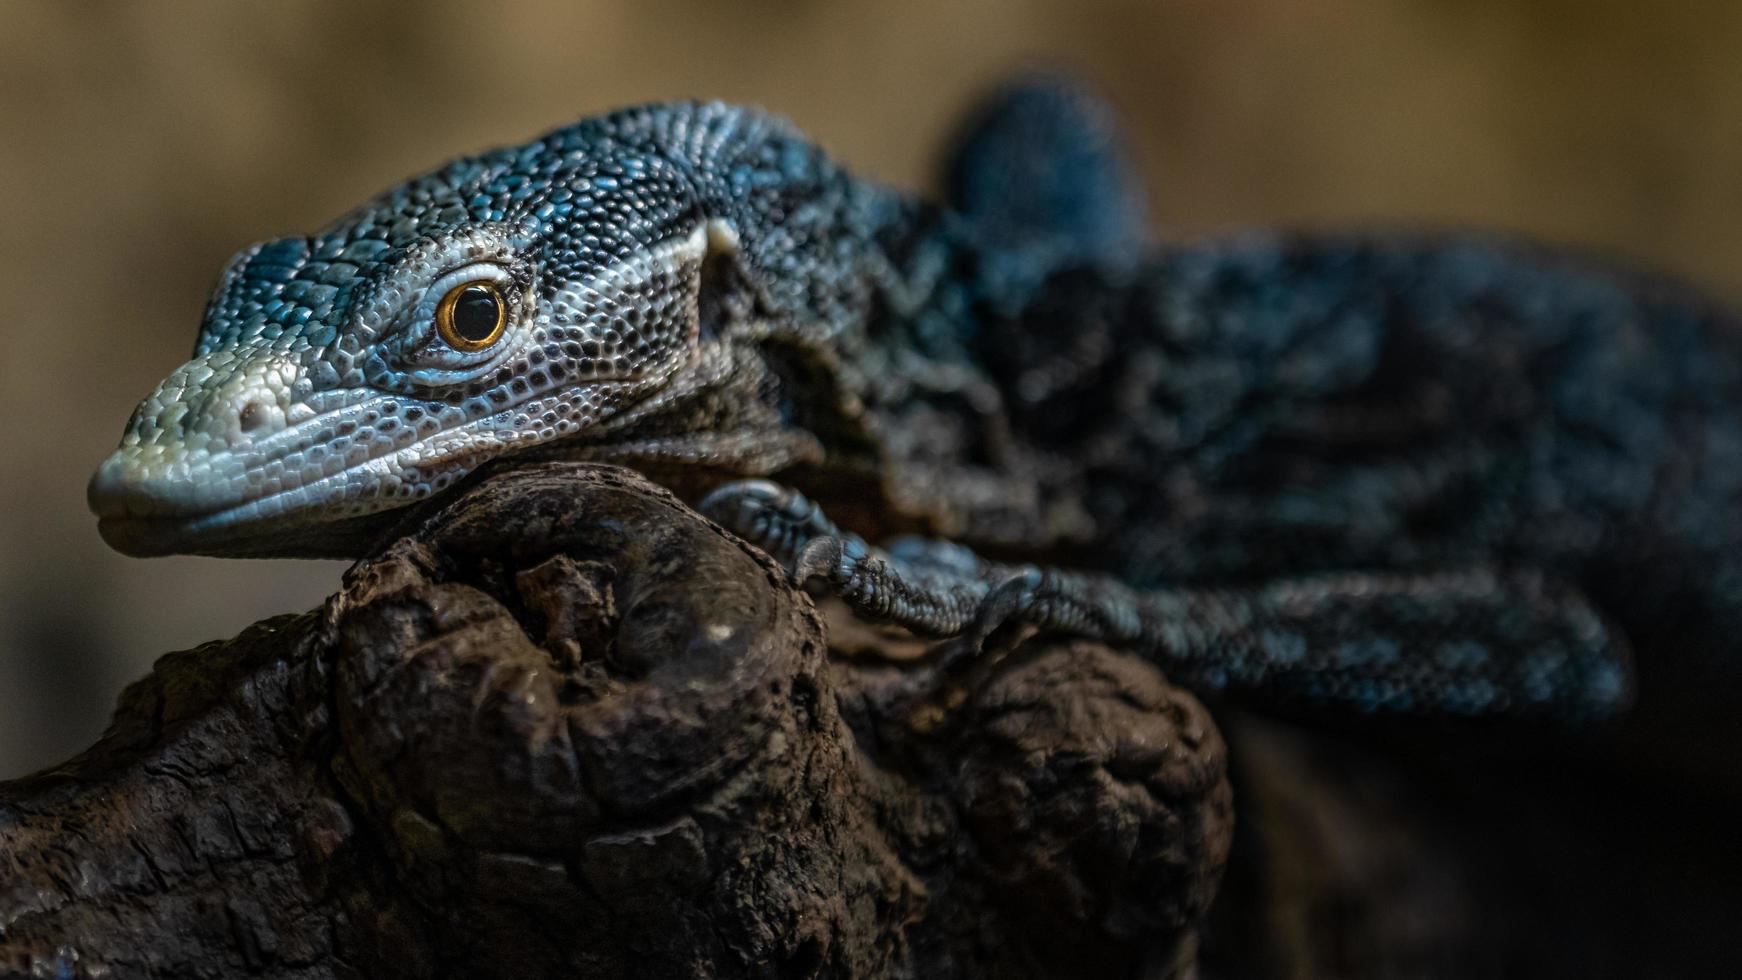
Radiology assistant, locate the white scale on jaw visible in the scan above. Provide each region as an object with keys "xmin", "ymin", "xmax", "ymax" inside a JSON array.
[{"xmin": 92, "ymin": 218, "xmax": 738, "ymax": 538}]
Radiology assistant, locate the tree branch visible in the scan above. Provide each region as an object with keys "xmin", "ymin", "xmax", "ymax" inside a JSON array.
[{"xmin": 0, "ymin": 464, "xmax": 1232, "ymax": 979}]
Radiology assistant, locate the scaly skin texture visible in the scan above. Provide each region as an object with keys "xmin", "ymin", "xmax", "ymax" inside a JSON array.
[
  {"xmin": 89, "ymin": 100, "xmax": 935, "ymax": 555},
  {"xmin": 90, "ymin": 80, "xmax": 1742, "ymax": 723}
]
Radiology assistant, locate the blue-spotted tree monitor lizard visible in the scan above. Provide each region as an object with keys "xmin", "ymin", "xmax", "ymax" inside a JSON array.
[{"xmin": 89, "ymin": 79, "xmax": 1742, "ymax": 724}]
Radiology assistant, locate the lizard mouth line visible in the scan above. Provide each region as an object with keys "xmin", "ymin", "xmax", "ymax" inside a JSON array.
[{"xmin": 92, "ymin": 434, "xmax": 504, "ymax": 557}]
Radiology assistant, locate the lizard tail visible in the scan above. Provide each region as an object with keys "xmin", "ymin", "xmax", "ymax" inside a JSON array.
[
  {"xmin": 1133, "ymin": 570, "xmax": 1637, "ymax": 725},
  {"xmin": 941, "ymin": 71, "xmax": 1153, "ymax": 266}
]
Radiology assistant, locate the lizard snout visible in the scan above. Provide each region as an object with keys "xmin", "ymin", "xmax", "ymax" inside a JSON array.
[{"xmin": 89, "ymin": 349, "xmax": 305, "ymax": 524}]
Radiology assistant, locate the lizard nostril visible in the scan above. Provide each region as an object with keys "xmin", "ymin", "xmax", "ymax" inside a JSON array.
[{"xmin": 237, "ymin": 400, "xmax": 268, "ymax": 433}]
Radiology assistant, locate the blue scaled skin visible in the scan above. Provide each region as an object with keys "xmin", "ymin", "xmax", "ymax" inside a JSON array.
[{"xmin": 91, "ymin": 78, "xmax": 1742, "ymax": 724}]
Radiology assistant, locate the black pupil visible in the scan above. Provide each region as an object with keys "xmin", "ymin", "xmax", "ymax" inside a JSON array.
[{"xmin": 452, "ymin": 285, "xmax": 501, "ymax": 343}]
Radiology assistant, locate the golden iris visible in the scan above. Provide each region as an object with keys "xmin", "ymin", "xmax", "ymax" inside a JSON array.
[{"xmin": 435, "ymin": 281, "xmax": 507, "ymax": 352}]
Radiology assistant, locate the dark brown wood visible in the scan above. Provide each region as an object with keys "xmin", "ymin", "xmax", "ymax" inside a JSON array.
[{"xmin": 0, "ymin": 464, "xmax": 1232, "ymax": 979}]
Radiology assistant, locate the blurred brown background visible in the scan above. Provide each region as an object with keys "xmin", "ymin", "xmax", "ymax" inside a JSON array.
[{"xmin": 2, "ymin": 0, "xmax": 1740, "ymax": 779}]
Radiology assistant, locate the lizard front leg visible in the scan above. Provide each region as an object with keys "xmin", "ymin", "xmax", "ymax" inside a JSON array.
[{"xmin": 702, "ymin": 480, "xmax": 1633, "ymax": 723}]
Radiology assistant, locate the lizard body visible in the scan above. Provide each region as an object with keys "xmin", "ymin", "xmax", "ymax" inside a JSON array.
[{"xmin": 90, "ymin": 80, "xmax": 1742, "ymax": 723}]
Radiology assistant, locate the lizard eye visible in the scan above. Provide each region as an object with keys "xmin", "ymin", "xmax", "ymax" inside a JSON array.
[{"xmin": 435, "ymin": 281, "xmax": 507, "ymax": 352}]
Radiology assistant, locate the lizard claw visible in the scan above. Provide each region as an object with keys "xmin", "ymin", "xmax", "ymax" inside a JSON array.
[
  {"xmin": 700, "ymin": 479, "xmax": 843, "ymax": 574},
  {"xmin": 795, "ymin": 534, "xmax": 861, "ymax": 588},
  {"xmin": 968, "ymin": 569, "xmax": 1046, "ymax": 647}
]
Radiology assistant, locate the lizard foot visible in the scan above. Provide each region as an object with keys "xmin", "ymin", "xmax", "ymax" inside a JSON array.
[{"xmin": 701, "ymin": 481, "xmax": 1634, "ymax": 722}]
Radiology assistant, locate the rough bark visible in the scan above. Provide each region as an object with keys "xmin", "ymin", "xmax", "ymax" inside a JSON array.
[{"xmin": 0, "ymin": 464, "xmax": 1232, "ymax": 979}]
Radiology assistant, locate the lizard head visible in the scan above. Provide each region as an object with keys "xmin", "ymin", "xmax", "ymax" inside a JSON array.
[{"xmin": 90, "ymin": 102, "xmax": 861, "ymax": 557}]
